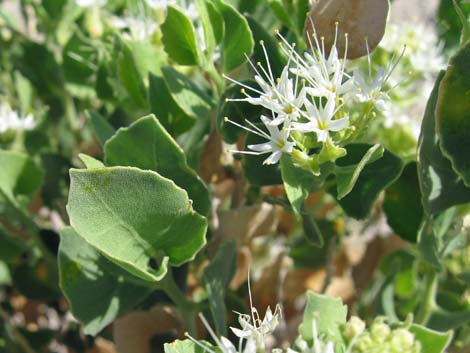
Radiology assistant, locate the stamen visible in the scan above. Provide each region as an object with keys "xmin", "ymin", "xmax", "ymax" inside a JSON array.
[{"xmin": 184, "ymin": 333, "xmax": 217, "ymax": 353}]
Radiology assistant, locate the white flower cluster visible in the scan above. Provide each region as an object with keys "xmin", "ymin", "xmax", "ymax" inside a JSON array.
[
  {"xmin": 0, "ymin": 103, "xmax": 35, "ymax": 134},
  {"xmin": 224, "ymin": 25, "xmax": 396, "ymax": 168}
]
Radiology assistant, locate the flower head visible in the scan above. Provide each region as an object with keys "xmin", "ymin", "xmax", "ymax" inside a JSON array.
[
  {"xmin": 292, "ymin": 94, "xmax": 349, "ymax": 142},
  {"xmin": 225, "ymin": 115, "xmax": 295, "ymax": 165},
  {"xmin": 0, "ymin": 103, "xmax": 35, "ymax": 134}
]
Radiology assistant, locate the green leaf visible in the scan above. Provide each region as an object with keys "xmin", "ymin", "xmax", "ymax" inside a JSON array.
[
  {"xmin": 268, "ymin": 0, "xmax": 293, "ymax": 29},
  {"xmin": 247, "ymin": 16, "xmax": 286, "ymax": 79},
  {"xmin": 67, "ymin": 167, "xmax": 207, "ymax": 281},
  {"xmin": 0, "ymin": 261, "xmax": 11, "ymax": 286},
  {"xmin": 148, "ymin": 73, "xmax": 195, "ymax": 136},
  {"xmin": 165, "ymin": 339, "xmax": 212, "ymax": 353},
  {"xmin": 59, "ymin": 227, "xmax": 153, "ymax": 335},
  {"xmin": 242, "ymin": 132, "xmax": 282, "ymax": 186},
  {"xmin": 383, "ymin": 163, "xmax": 423, "ymax": 243},
  {"xmin": 161, "ymin": 66, "xmax": 213, "ymax": 119},
  {"xmin": 203, "ymin": 240, "xmax": 237, "ymax": 337},
  {"xmin": 214, "ymin": 0, "xmax": 255, "ymax": 72},
  {"xmin": 0, "ymin": 150, "xmax": 43, "ymax": 204},
  {"xmin": 78, "ymin": 154, "xmax": 105, "ymax": 169},
  {"xmin": 436, "ymin": 42, "xmax": 470, "ymax": 186},
  {"xmin": 161, "ymin": 6, "xmax": 200, "ymax": 66},
  {"xmin": 409, "ymin": 324, "xmax": 453, "ymax": 353},
  {"xmin": 116, "ymin": 40, "xmax": 148, "ymax": 108},
  {"xmin": 217, "ymin": 80, "xmax": 264, "ymax": 144},
  {"xmin": 301, "ymin": 212, "xmax": 324, "ymax": 248},
  {"xmin": 195, "ymin": 0, "xmax": 224, "ymax": 60},
  {"xmin": 335, "ymin": 144, "xmax": 384, "ymax": 200},
  {"xmin": 87, "ymin": 111, "xmax": 115, "ymax": 147},
  {"xmin": 281, "ymin": 156, "xmax": 313, "ymax": 214},
  {"xmin": 418, "ymin": 71, "xmax": 470, "ymax": 214},
  {"xmin": 104, "ymin": 115, "xmax": 211, "ymax": 216},
  {"xmin": 436, "ymin": 0, "xmax": 470, "ymax": 50},
  {"xmin": 299, "ymin": 291, "xmax": 347, "ymax": 348},
  {"xmin": 0, "ymin": 226, "xmax": 26, "ymax": 263},
  {"xmin": 333, "ymin": 144, "xmax": 403, "ymax": 219}
]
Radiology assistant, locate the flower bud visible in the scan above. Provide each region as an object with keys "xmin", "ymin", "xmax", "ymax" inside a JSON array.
[{"xmin": 343, "ymin": 316, "xmax": 366, "ymax": 339}]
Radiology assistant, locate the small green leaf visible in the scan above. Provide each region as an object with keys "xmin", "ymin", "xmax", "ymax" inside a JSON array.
[
  {"xmin": 78, "ymin": 154, "xmax": 104, "ymax": 170},
  {"xmin": 0, "ymin": 226, "xmax": 26, "ymax": 263},
  {"xmin": 104, "ymin": 115, "xmax": 211, "ymax": 216},
  {"xmin": 195, "ymin": 0, "xmax": 224, "ymax": 60},
  {"xmin": 335, "ymin": 144, "xmax": 384, "ymax": 200},
  {"xmin": 67, "ymin": 167, "xmax": 207, "ymax": 282},
  {"xmin": 0, "ymin": 150, "xmax": 43, "ymax": 204},
  {"xmin": 59, "ymin": 227, "xmax": 153, "ymax": 335},
  {"xmin": 87, "ymin": 111, "xmax": 115, "ymax": 147},
  {"xmin": 301, "ymin": 212, "xmax": 324, "ymax": 248},
  {"xmin": 280, "ymin": 155, "xmax": 319, "ymax": 214},
  {"xmin": 299, "ymin": 291, "xmax": 347, "ymax": 348},
  {"xmin": 161, "ymin": 66, "xmax": 213, "ymax": 119},
  {"xmin": 332, "ymin": 144, "xmax": 403, "ymax": 219},
  {"xmin": 215, "ymin": 0, "xmax": 255, "ymax": 72},
  {"xmin": 436, "ymin": 42, "xmax": 470, "ymax": 186},
  {"xmin": 161, "ymin": 6, "xmax": 200, "ymax": 66},
  {"xmin": 383, "ymin": 163, "xmax": 423, "ymax": 243},
  {"xmin": 409, "ymin": 324, "xmax": 453, "ymax": 353},
  {"xmin": 203, "ymin": 240, "xmax": 237, "ymax": 337},
  {"xmin": 418, "ymin": 71, "xmax": 470, "ymax": 214}
]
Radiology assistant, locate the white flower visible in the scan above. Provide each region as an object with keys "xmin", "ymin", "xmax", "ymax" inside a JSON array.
[
  {"xmin": 0, "ymin": 103, "xmax": 35, "ymax": 134},
  {"xmin": 145, "ymin": 0, "xmax": 175, "ymax": 9},
  {"xmin": 353, "ymin": 68, "xmax": 391, "ymax": 111},
  {"xmin": 225, "ymin": 115, "xmax": 295, "ymax": 165},
  {"xmin": 112, "ymin": 15, "xmax": 157, "ymax": 41},
  {"xmin": 230, "ymin": 305, "xmax": 281, "ymax": 348},
  {"xmin": 292, "ymin": 94, "xmax": 348, "ymax": 142}
]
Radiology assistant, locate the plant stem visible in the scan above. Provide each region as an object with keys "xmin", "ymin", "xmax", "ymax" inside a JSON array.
[
  {"xmin": 160, "ymin": 269, "xmax": 197, "ymax": 335},
  {"xmin": 415, "ymin": 267, "xmax": 438, "ymax": 325}
]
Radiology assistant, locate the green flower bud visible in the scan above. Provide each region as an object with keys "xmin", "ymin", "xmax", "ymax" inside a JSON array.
[
  {"xmin": 370, "ymin": 321, "xmax": 391, "ymax": 343},
  {"xmin": 390, "ymin": 328, "xmax": 415, "ymax": 350}
]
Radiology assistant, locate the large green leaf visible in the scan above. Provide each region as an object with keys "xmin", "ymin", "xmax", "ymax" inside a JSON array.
[
  {"xmin": 383, "ymin": 162, "xmax": 423, "ymax": 243},
  {"xmin": 299, "ymin": 291, "xmax": 347, "ymax": 348},
  {"xmin": 161, "ymin": 66, "xmax": 213, "ymax": 119},
  {"xmin": 332, "ymin": 144, "xmax": 403, "ymax": 219},
  {"xmin": 418, "ymin": 71, "xmax": 470, "ymax": 214},
  {"xmin": 0, "ymin": 150, "xmax": 43, "ymax": 204},
  {"xmin": 59, "ymin": 227, "xmax": 153, "ymax": 335},
  {"xmin": 161, "ymin": 6, "xmax": 200, "ymax": 66},
  {"xmin": 203, "ymin": 240, "xmax": 237, "ymax": 337},
  {"xmin": 104, "ymin": 115, "xmax": 211, "ymax": 216},
  {"xmin": 436, "ymin": 42, "xmax": 470, "ymax": 186},
  {"xmin": 214, "ymin": 0, "xmax": 255, "ymax": 72},
  {"xmin": 67, "ymin": 166, "xmax": 207, "ymax": 282}
]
